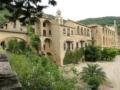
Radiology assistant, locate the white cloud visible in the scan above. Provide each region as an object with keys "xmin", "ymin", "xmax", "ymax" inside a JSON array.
[{"xmin": 43, "ymin": 0, "xmax": 120, "ymax": 21}]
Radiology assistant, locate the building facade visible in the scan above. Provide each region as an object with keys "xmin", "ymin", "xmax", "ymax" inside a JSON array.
[
  {"xmin": 1, "ymin": 10, "xmax": 119, "ymax": 65},
  {"xmin": 89, "ymin": 22, "xmax": 118, "ymax": 48}
]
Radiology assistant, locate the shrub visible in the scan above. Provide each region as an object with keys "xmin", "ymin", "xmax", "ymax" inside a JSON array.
[
  {"xmin": 7, "ymin": 39, "xmax": 26, "ymax": 53},
  {"xmin": 101, "ymin": 48, "xmax": 118, "ymax": 61},
  {"xmin": 64, "ymin": 48, "xmax": 84, "ymax": 64},
  {"xmin": 0, "ymin": 46, "xmax": 5, "ymax": 54},
  {"xmin": 9, "ymin": 53, "xmax": 77, "ymax": 90},
  {"xmin": 7, "ymin": 39, "xmax": 18, "ymax": 53},
  {"xmin": 84, "ymin": 45, "xmax": 101, "ymax": 62}
]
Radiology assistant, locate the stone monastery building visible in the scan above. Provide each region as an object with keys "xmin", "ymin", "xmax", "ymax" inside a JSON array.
[{"xmin": 2, "ymin": 10, "xmax": 118, "ymax": 65}]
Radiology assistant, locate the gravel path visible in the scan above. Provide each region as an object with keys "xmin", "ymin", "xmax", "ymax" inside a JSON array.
[{"xmin": 75, "ymin": 56, "xmax": 120, "ymax": 90}]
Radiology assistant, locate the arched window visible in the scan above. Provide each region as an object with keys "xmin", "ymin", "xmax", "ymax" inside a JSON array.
[
  {"xmin": 43, "ymin": 22, "xmax": 46, "ymax": 27},
  {"xmin": 43, "ymin": 30, "xmax": 46, "ymax": 36}
]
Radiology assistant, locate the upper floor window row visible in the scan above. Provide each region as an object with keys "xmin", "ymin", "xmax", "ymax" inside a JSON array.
[
  {"xmin": 103, "ymin": 28, "xmax": 115, "ymax": 36},
  {"xmin": 63, "ymin": 28, "xmax": 73, "ymax": 36},
  {"xmin": 63, "ymin": 27, "xmax": 91, "ymax": 37}
]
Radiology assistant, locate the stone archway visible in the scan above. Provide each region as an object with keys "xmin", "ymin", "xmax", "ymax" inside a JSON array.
[
  {"xmin": 0, "ymin": 37, "xmax": 27, "ymax": 50},
  {"xmin": 42, "ymin": 20, "xmax": 52, "ymax": 36},
  {"xmin": 0, "ymin": 31, "xmax": 28, "ymax": 44},
  {"xmin": 43, "ymin": 38, "xmax": 52, "ymax": 52}
]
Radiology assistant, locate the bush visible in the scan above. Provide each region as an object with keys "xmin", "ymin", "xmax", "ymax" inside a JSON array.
[
  {"xmin": 7, "ymin": 39, "xmax": 26, "ymax": 53},
  {"xmin": 84, "ymin": 45, "xmax": 101, "ymax": 62},
  {"xmin": 101, "ymin": 48, "xmax": 118, "ymax": 61},
  {"xmin": 9, "ymin": 53, "xmax": 77, "ymax": 90},
  {"xmin": 7, "ymin": 39, "xmax": 18, "ymax": 52},
  {"xmin": 84, "ymin": 45, "xmax": 118, "ymax": 62},
  {"xmin": 64, "ymin": 48, "xmax": 84, "ymax": 64},
  {"xmin": 0, "ymin": 47, "xmax": 5, "ymax": 54}
]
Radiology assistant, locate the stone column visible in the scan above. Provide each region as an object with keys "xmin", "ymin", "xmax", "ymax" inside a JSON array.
[{"xmin": 40, "ymin": 38, "xmax": 45, "ymax": 51}]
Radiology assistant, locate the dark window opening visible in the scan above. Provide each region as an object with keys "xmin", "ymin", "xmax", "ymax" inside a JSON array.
[
  {"xmin": 49, "ymin": 30, "xmax": 52, "ymax": 36},
  {"xmin": 43, "ymin": 30, "xmax": 46, "ymax": 36},
  {"xmin": 63, "ymin": 29, "xmax": 66, "ymax": 34},
  {"xmin": 67, "ymin": 28, "xmax": 70, "ymax": 36},
  {"xmin": 76, "ymin": 42, "xmax": 79, "ymax": 48},
  {"xmin": 43, "ymin": 22, "xmax": 46, "ymax": 27}
]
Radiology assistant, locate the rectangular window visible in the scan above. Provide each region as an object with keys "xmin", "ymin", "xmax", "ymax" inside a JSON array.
[
  {"xmin": 49, "ymin": 30, "xmax": 52, "ymax": 36},
  {"xmin": 81, "ymin": 27, "xmax": 83, "ymax": 35},
  {"xmin": 71, "ymin": 30, "xmax": 73, "ymax": 35},
  {"xmin": 76, "ymin": 42, "xmax": 79, "ymax": 48},
  {"xmin": 67, "ymin": 28, "xmax": 70, "ymax": 36},
  {"xmin": 63, "ymin": 28, "xmax": 66, "ymax": 35}
]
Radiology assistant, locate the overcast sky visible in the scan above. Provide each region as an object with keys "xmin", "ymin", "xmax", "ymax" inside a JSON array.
[{"xmin": 43, "ymin": 0, "xmax": 120, "ymax": 21}]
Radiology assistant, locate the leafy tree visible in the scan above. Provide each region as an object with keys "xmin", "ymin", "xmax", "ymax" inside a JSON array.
[
  {"xmin": 0, "ymin": 9, "xmax": 10, "ymax": 26},
  {"xmin": 0, "ymin": 0, "xmax": 57, "ymax": 54},
  {"xmin": 80, "ymin": 64, "xmax": 106, "ymax": 90},
  {"xmin": 0, "ymin": 0, "xmax": 57, "ymax": 24}
]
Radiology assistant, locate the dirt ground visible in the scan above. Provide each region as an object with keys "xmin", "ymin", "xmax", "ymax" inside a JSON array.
[{"xmin": 74, "ymin": 56, "xmax": 120, "ymax": 90}]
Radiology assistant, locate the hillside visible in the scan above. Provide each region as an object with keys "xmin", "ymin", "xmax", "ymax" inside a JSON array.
[{"xmin": 78, "ymin": 16, "xmax": 120, "ymax": 34}]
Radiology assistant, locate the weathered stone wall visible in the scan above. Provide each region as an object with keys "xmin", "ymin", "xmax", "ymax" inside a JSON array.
[{"xmin": 0, "ymin": 54, "xmax": 22, "ymax": 90}]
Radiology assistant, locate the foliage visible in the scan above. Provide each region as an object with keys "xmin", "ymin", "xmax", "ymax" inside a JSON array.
[
  {"xmin": 101, "ymin": 48, "xmax": 118, "ymax": 61},
  {"xmin": 84, "ymin": 45, "xmax": 118, "ymax": 62},
  {"xmin": 64, "ymin": 48, "xmax": 84, "ymax": 64},
  {"xmin": 80, "ymin": 64, "xmax": 106, "ymax": 90},
  {"xmin": 0, "ymin": 46, "xmax": 5, "ymax": 54},
  {"xmin": 7, "ymin": 39, "xmax": 18, "ymax": 52},
  {"xmin": 84, "ymin": 45, "xmax": 101, "ymax": 62},
  {"xmin": 0, "ymin": 9, "xmax": 10, "ymax": 26},
  {"xmin": 0, "ymin": 0, "xmax": 57, "ymax": 24},
  {"xmin": 7, "ymin": 39, "xmax": 26, "ymax": 53},
  {"xmin": 30, "ymin": 35, "xmax": 40, "ymax": 53},
  {"xmin": 9, "ymin": 53, "xmax": 77, "ymax": 90},
  {"xmin": 27, "ymin": 24, "xmax": 40, "ymax": 53}
]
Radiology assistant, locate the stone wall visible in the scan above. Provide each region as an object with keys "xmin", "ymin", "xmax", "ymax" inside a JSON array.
[{"xmin": 0, "ymin": 54, "xmax": 22, "ymax": 90}]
